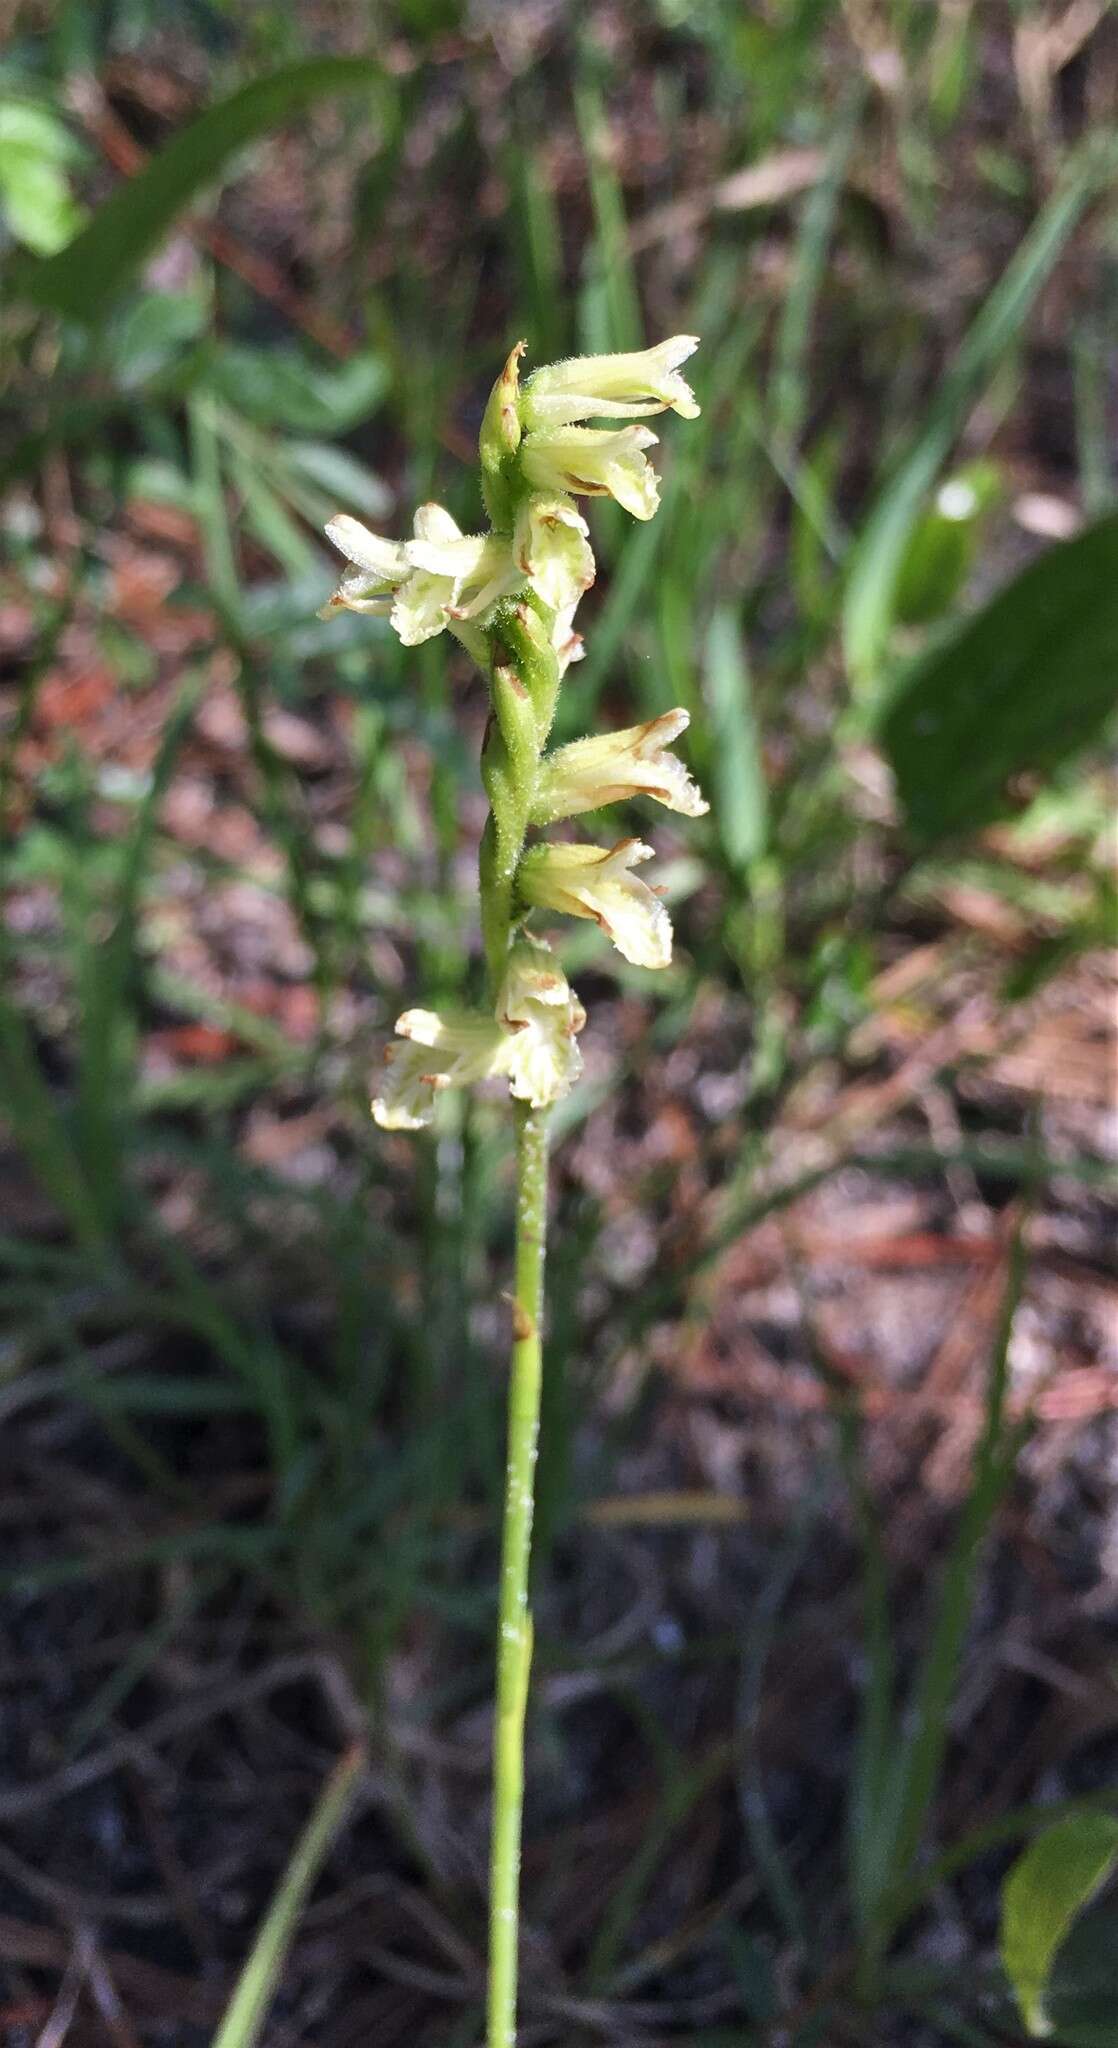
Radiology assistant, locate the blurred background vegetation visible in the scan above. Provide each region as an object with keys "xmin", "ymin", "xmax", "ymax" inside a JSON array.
[{"xmin": 1, "ymin": 3, "xmax": 1116, "ymax": 2043}]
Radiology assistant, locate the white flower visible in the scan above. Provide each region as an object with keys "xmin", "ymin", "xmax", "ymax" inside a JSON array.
[
  {"xmin": 323, "ymin": 503, "xmax": 520, "ymax": 645},
  {"xmin": 371, "ymin": 956, "xmax": 586, "ymax": 1128},
  {"xmin": 518, "ymin": 837, "xmax": 673, "ymax": 969},
  {"xmin": 394, "ymin": 504, "xmax": 521, "ymax": 646},
  {"xmin": 534, "ymin": 708, "xmax": 708, "ymax": 823},
  {"xmin": 498, "ymin": 941, "xmax": 585, "ymax": 1108},
  {"xmin": 520, "ymin": 425, "xmax": 662, "ymax": 521},
  {"xmin": 513, "ymin": 494, "xmax": 596, "ymax": 611},
  {"xmin": 320, "ymin": 514, "xmax": 410, "ymax": 615},
  {"xmin": 522, "ymin": 337, "xmax": 701, "ymax": 428},
  {"xmin": 372, "ymin": 1008, "xmax": 506, "ymax": 1130}
]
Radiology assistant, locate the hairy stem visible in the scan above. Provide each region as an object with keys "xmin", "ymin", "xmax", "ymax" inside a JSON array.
[{"xmin": 487, "ymin": 1101, "xmax": 549, "ymax": 2048}]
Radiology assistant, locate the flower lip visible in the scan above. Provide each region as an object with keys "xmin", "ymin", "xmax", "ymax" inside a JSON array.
[{"xmin": 551, "ymin": 601, "xmax": 585, "ymax": 676}]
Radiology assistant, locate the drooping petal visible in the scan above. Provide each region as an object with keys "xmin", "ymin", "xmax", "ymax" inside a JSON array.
[
  {"xmin": 372, "ymin": 1042, "xmax": 446, "ymax": 1129},
  {"xmin": 551, "ymin": 602, "xmax": 585, "ymax": 677},
  {"xmin": 321, "ymin": 515, "xmax": 411, "ymax": 618}
]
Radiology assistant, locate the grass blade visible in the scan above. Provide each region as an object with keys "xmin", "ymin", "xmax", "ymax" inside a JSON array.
[
  {"xmin": 74, "ymin": 677, "xmax": 199, "ymax": 1227},
  {"xmin": 769, "ymin": 85, "xmax": 863, "ymax": 454},
  {"xmin": 575, "ymin": 77, "xmax": 643, "ymax": 353},
  {"xmin": 212, "ymin": 1740, "xmax": 366, "ymax": 2048},
  {"xmin": 881, "ymin": 1228, "xmax": 1028, "ymax": 1930},
  {"xmin": 703, "ymin": 606, "xmax": 769, "ymax": 871}
]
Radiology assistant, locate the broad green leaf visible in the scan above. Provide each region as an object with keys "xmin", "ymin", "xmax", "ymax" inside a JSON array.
[
  {"xmin": 14, "ymin": 56, "xmax": 384, "ymax": 319},
  {"xmin": 843, "ymin": 153, "xmax": 1110, "ymax": 691},
  {"xmin": 703, "ymin": 606, "xmax": 768, "ymax": 869},
  {"xmin": 1001, "ymin": 1814, "xmax": 1118, "ymax": 2036},
  {"xmin": 878, "ymin": 513, "xmax": 1118, "ymax": 846},
  {"xmin": 1040, "ymin": 1900, "xmax": 1118, "ymax": 2046}
]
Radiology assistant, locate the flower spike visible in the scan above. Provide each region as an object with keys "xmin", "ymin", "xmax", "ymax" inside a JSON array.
[
  {"xmin": 320, "ymin": 336, "xmax": 703, "ymax": 2048},
  {"xmin": 325, "ymin": 334, "xmax": 701, "ymax": 1107}
]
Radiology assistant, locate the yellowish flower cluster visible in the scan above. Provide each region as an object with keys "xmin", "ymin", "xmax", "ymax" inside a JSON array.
[{"xmin": 322, "ymin": 338, "xmax": 705, "ymax": 1131}]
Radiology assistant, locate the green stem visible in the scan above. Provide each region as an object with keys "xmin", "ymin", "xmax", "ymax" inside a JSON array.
[{"xmin": 487, "ymin": 1101, "xmax": 550, "ymax": 2048}]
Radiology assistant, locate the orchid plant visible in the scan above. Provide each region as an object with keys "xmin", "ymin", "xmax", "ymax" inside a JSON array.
[{"xmin": 323, "ymin": 336, "xmax": 703, "ymax": 2047}]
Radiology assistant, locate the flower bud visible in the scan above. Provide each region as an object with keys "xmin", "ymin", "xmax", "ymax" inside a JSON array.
[
  {"xmin": 533, "ymin": 708, "xmax": 708, "ymax": 824},
  {"xmin": 497, "ymin": 600, "xmax": 563, "ymax": 745},
  {"xmin": 517, "ymin": 837, "xmax": 672, "ymax": 969},
  {"xmin": 479, "ymin": 340, "xmax": 525, "ymax": 530}
]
